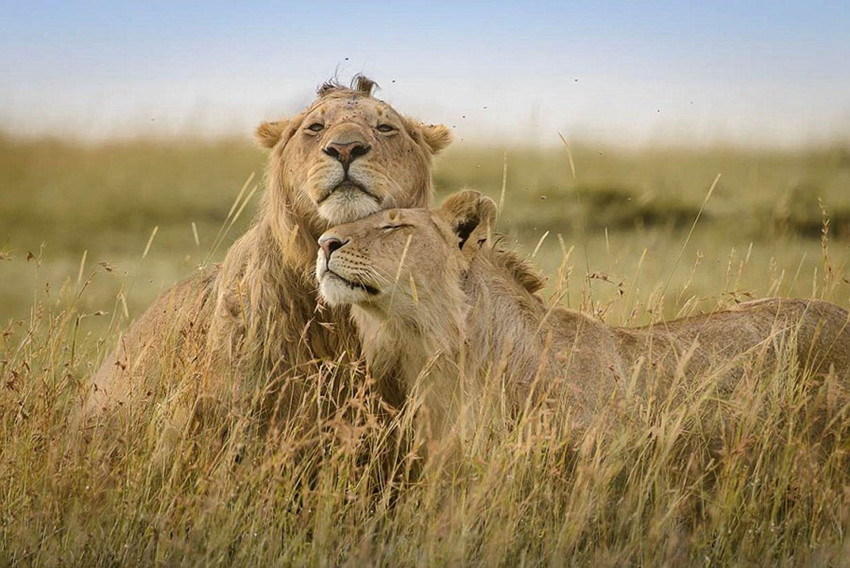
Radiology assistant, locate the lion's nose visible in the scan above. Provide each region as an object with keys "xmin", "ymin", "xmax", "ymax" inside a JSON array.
[
  {"xmin": 319, "ymin": 235, "xmax": 347, "ymax": 260},
  {"xmin": 322, "ymin": 141, "xmax": 371, "ymax": 167}
]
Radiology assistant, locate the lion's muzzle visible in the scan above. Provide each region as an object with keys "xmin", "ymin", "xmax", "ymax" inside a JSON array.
[{"xmin": 322, "ymin": 140, "xmax": 372, "ymax": 169}]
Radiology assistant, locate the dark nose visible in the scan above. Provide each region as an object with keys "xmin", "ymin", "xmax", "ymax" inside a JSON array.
[
  {"xmin": 319, "ymin": 236, "xmax": 347, "ymax": 259},
  {"xmin": 323, "ymin": 141, "xmax": 371, "ymax": 167}
]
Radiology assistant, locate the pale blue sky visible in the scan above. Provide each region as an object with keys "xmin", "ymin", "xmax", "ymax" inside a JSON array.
[{"xmin": 2, "ymin": 1, "xmax": 849, "ymax": 145}]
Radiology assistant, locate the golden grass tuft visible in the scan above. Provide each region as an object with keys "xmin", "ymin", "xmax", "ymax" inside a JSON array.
[{"xmin": 3, "ymin": 282, "xmax": 850, "ymax": 564}]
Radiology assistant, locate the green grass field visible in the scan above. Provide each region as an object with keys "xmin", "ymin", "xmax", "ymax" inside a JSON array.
[
  {"xmin": 2, "ymin": 135, "xmax": 849, "ymax": 326},
  {"xmin": 2, "ymin": 134, "xmax": 850, "ymax": 565}
]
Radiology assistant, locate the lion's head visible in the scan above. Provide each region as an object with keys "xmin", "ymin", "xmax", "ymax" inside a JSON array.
[
  {"xmin": 257, "ymin": 76, "xmax": 453, "ymax": 238},
  {"xmin": 315, "ymin": 190, "xmax": 505, "ymax": 320}
]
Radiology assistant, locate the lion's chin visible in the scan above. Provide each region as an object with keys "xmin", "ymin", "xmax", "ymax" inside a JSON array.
[
  {"xmin": 318, "ymin": 274, "xmax": 374, "ymax": 307},
  {"xmin": 317, "ymin": 191, "xmax": 382, "ymax": 225}
]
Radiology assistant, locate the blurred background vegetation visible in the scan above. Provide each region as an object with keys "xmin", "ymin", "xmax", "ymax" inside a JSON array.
[{"xmin": 1, "ymin": 133, "xmax": 849, "ymax": 334}]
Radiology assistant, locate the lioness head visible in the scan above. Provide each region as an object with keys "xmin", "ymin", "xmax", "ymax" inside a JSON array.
[
  {"xmin": 316, "ymin": 190, "xmax": 496, "ymax": 318},
  {"xmin": 257, "ymin": 76, "xmax": 453, "ymax": 233}
]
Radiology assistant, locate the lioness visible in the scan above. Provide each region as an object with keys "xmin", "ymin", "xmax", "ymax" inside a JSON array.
[
  {"xmin": 85, "ymin": 76, "xmax": 452, "ymax": 418},
  {"xmin": 316, "ymin": 190, "xmax": 850, "ymax": 442}
]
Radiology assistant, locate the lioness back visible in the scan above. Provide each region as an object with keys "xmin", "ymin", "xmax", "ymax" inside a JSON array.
[{"xmin": 615, "ymin": 298, "xmax": 850, "ymax": 391}]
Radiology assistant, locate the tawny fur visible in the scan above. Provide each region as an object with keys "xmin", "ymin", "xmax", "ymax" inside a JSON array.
[
  {"xmin": 317, "ymin": 191, "xmax": 850, "ymax": 442},
  {"xmin": 84, "ymin": 76, "xmax": 452, "ymax": 420}
]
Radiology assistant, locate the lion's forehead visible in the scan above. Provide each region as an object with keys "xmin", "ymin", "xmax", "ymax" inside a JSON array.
[
  {"xmin": 359, "ymin": 216, "xmax": 445, "ymax": 247},
  {"xmin": 308, "ymin": 97, "xmax": 398, "ymax": 123}
]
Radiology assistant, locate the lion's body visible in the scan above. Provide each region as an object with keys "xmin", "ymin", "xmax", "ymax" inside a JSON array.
[
  {"xmin": 85, "ymin": 268, "xmax": 217, "ymax": 416},
  {"xmin": 85, "ymin": 77, "xmax": 452, "ymax": 419},
  {"xmin": 317, "ymin": 192, "xmax": 850, "ymax": 441}
]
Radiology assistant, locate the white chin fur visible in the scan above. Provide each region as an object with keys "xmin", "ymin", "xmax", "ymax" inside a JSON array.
[
  {"xmin": 318, "ymin": 275, "xmax": 371, "ymax": 307},
  {"xmin": 318, "ymin": 192, "xmax": 381, "ymax": 225}
]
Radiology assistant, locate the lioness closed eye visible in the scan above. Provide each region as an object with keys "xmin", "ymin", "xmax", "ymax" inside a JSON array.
[{"xmin": 317, "ymin": 190, "xmax": 850, "ymax": 445}]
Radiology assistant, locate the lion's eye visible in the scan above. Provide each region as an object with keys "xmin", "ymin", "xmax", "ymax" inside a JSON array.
[
  {"xmin": 307, "ymin": 123, "xmax": 324, "ymax": 132},
  {"xmin": 380, "ymin": 224, "xmax": 411, "ymax": 231},
  {"xmin": 376, "ymin": 124, "xmax": 397, "ymax": 133}
]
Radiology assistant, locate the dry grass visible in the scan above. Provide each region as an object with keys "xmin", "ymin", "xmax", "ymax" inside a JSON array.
[{"xmin": 2, "ymin": 135, "xmax": 850, "ymax": 565}]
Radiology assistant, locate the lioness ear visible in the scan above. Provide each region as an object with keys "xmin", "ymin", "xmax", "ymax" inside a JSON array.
[
  {"xmin": 420, "ymin": 123, "xmax": 453, "ymax": 154},
  {"xmin": 255, "ymin": 120, "xmax": 290, "ymax": 149},
  {"xmin": 437, "ymin": 189, "xmax": 497, "ymax": 256}
]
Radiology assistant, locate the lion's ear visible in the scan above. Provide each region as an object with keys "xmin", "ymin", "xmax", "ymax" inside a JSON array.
[
  {"xmin": 437, "ymin": 189, "xmax": 496, "ymax": 257},
  {"xmin": 420, "ymin": 123, "xmax": 453, "ymax": 154},
  {"xmin": 255, "ymin": 120, "xmax": 290, "ymax": 149}
]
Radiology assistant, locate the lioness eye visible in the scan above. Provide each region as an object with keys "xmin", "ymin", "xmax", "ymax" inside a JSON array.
[
  {"xmin": 376, "ymin": 124, "xmax": 396, "ymax": 133},
  {"xmin": 380, "ymin": 224, "xmax": 410, "ymax": 231},
  {"xmin": 307, "ymin": 123, "xmax": 324, "ymax": 132}
]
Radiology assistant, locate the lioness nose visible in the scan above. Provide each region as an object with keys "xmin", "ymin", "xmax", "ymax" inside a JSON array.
[
  {"xmin": 319, "ymin": 235, "xmax": 347, "ymax": 259},
  {"xmin": 323, "ymin": 141, "xmax": 371, "ymax": 167}
]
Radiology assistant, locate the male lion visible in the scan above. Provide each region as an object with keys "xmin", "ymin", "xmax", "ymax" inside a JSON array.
[
  {"xmin": 316, "ymin": 190, "xmax": 850, "ymax": 444},
  {"xmin": 85, "ymin": 76, "xmax": 452, "ymax": 419}
]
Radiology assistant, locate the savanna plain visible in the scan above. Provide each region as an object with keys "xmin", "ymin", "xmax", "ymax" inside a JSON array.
[{"xmin": 2, "ymin": 133, "xmax": 850, "ymax": 565}]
